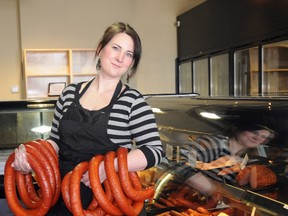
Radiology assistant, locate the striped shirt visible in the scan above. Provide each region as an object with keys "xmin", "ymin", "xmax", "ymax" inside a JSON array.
[
  {"xmin": 193, "ymin": 135, "xmax": 236, "ymax": 183},
  {"xmin": 49, "ymin": 82, "xmax": 163, "ymax": 169}
]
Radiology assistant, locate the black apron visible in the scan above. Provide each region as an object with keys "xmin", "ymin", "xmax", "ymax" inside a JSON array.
[
  {"xmin": 48, "ymin": 79, "xmax": 123, "ymax": 216},
  {"xmin": 58, "ymin": 79, "xmax": 122, "ymax": 174}
]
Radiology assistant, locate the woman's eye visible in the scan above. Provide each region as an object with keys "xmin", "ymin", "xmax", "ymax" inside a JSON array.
[
  {"xmin": 112, "ymin": 46, "xmax": 120, "ymax": 51},
  {"xmin": 126, "ymin": 52, "xmax": 133, "ymax": 58}
]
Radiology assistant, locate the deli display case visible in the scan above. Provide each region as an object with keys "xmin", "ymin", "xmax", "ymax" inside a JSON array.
[
  {"xmin": 0, "ymin": 99, "xmax": 56, "ymax": 214},
  {"xmin": 1, "ymin": 96, "xmax": 288, "ymax": 215},
  {"xmin": 141, "ymin": 95, "xmax": 288, "ymax": 216}
]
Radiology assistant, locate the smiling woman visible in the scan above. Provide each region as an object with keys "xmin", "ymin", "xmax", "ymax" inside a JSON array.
[{"xmin": 11, "ymin": 22, "xmax": 164, "ymax": 216}]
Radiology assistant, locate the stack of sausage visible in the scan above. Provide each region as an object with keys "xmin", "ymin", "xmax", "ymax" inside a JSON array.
[
  {"xmin": 154, "ymin": 184, "xmax": 220, "ymax": 210},
  {"xmin": 61, "ymin": 147, "xmax": 155, "ymax": 216},
  {"xmin": 4, "ymin": 139, "xmax": 61, "ymax": 216},
  {"xmin": 235, "ymin": 164, "xmax": 277, "ymax": 188},
  {"xmin": 155, "ymin": 207, "xmax": 234, "ymax": 216}
]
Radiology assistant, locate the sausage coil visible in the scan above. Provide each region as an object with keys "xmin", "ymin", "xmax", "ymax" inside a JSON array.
[
  {"xmin": 116, "ymin": 147, "xmax": 154, "ymax": 201},
  {"xmin": 89, "ymin": 154, "xmax": 123, "ymax": 215},
  {"xmin": 61, "ymin": 147, "xmax": 155, "ymax": 216},
  {"xmin": 4, "ymin": 140, "xmax": 60, "ymax": 216}
]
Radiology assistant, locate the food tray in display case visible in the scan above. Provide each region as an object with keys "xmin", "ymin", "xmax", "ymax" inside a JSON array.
[{"xmin": 142, "ymin": 95, "xmax": 288, "ymax": 216}]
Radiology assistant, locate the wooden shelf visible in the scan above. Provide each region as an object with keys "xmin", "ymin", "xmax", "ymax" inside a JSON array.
[{"xmin": 24, "ymin": 49, "xmax": 96, "ymax": 99}]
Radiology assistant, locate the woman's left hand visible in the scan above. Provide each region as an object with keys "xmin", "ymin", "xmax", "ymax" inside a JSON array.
[{"xmin": 81, "ymin": 171, "xmax": 90, "ymax": 187}]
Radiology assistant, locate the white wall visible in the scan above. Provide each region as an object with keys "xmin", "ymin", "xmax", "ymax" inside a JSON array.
[{"xmin": 0, "ymin": 0, "xmax": 205, "ymax": 100}]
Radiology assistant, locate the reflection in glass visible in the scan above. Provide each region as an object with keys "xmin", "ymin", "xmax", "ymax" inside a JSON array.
[
  {"xmin": 179, "ymin": 61, "xmax": 192, "ymax": 93},
  {"xmin": 193, "ymin": 58, "xmax": 209, "ymax": 96},
  {"xmin": 0, "ymin": 111, "xmax": 53, "ymax": 149},
  {"xmin": 210, "ymin": 53, "xmax": 229, "ymax": 96},
  {"xmin": 263, "ymin": 41, "xmax": 288, "ymax": 96},
  {"xmin": 234, "ymin": 47, "xmax": 259, "ymax": 96}
]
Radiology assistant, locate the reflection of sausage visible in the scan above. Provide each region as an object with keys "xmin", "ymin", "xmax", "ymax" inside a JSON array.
[
  {"xmin": 26, "ymin": 141, "xmax": 61, "ymax": 206},
  {"xmin": 105, "ymin": 151, "xmax": 138, "ymax": 216},
  {"xmin": 4, "ymin": 151, "xmax": 53, "ymax": 216},
  {"xmin": 202, "ymin": 197, "xmax": 219, "ymax": 209},
  {"xmin": 89, "ymin": 155, "xmax": 123, "ymax": 215},
  {"xmin": 116, "ymin": 147, "xmax": 154, "ymax": 201},
  {"xmin": 158, "ymin": 197, "xmax": 175, "ymax": 207},
  {"xmin": 235, "ymin": 166, "xmax": 252, "ymax": 186},
  {"xmin": 153, "ymin": 202, "xmax": 166, "ymax": 208},
  {"xmin": 211, "ymin": 207, "xmax": 234, "ymax": 216},
  {"xmin": 173, "ymin": 197, "xmax": 199, "ymax": 209},
  {"xmin": 170, "ymin": 210, "xmax": 183, "ymax": 216},
  {"xmin": 196, "ymin": 206, "xmax": 210, "ymax": 214}
]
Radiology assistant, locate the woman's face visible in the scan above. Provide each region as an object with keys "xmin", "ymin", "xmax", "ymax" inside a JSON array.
[
  {"xmin": 238, "ymin": 129, "xmax": 272, "ymax": 148},
  {"xmin": 99, "ymin": 32, "xmax": 134, "ymax": 79}
]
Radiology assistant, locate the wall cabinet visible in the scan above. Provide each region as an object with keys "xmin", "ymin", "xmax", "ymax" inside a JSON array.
[{"xmin": 23, "ymin": 49, "xmax": 96, "ymax": 99}]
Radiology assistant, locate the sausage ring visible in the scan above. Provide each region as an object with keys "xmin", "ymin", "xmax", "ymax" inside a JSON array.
[
  {"xmin": 116, "ymin": 147, "xmax": 155, "ymax": 201},
  {"xmin": 4, "ymin": 151, "xmax": 53, "ymax": 216},
  {"xmin": 89, "ymin": 154, "xmax": 124, "ymax": 215},
  {"xmin": 104, "ymin": 150, "xmax": 139, "ymax": 216}
]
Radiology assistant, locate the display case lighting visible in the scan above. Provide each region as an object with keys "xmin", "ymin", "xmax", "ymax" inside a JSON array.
[
  {"xmin": 200, "ymin": 111, "xmax": 221, "ymax": 119},
  {"xmin": 31, "ymin": 125, "xmax": 51, "ymax": 134}
]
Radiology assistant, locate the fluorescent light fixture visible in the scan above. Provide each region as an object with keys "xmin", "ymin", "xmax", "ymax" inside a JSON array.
[
  {"xmin": 152, "ymin": 107, "xmax": 164, "ymax": 114},
  {"xmin": 31, "ymin": 125, "xmax": 51, "ymax": 134},
  {"xmin": 200, "ymin": 111, "xmax": 221, "ymax": 119}
]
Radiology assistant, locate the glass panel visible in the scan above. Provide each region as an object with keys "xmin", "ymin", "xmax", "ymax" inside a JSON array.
[
  {"xmin": 193, "ymin": 58, "xmax": 209, "ymax": 96},
  {"xmin": 179, "ymin": 61, "xmax": 192, "ymax": 93},
  {"xmin": 263, "ymin": 40, "xmax": 288, "ymax": 96},
  {"xmin": 0, "ymin": 110, "xmax": 54, "ymax": 149},
  {"xmin": 210, "ymin": 53, "xmax": 229, "ymax": 96},
  {"xmin": 234, "ymin": 47, "xmax": 259, "ymax": 96},
  {"xmin": 146, "ymin": 95, "xmax": 288, "ymax": 210}
]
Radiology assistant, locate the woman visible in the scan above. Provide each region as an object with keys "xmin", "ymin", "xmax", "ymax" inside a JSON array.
[
  {"xmin": 181, "ymin": 124, "xmax": 275, "ymax": 195},
  {"xmin": 13, "ymin": 22, "xmax": 163, "ymax": 215},
  {"xmin": 192, "ymin": 124, "xmax": 275, "ymax": 163}
]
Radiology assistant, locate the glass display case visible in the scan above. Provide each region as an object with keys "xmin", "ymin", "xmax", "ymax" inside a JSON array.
[
  {"xmin": 142, "ymin": 95, "xmax": 288, "ymax": 216},
  {"xmin": 1, "ymin": 96, "xmax": 288, "ymax": 215},
  {"xmin": 0, "ymin": 99, "xmax": 56, "ymax": 201}
]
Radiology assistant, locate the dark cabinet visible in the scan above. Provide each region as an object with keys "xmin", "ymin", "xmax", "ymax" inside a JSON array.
[{"xmin": 177, "ymin": 0, "xmax": 288, "ymax": 60}]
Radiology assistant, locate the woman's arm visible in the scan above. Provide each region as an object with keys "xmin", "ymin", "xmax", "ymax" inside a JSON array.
[
  {"xmin": 48, "ymin": 83, "xmax": 77, "ymax": 154},
  {"xmin": 128, "ymin": 94, "xmax": 163, "ymax": 169},
  {"xmin": 92, "ymin": 149, "xmax": 147, "ymax": 184}
]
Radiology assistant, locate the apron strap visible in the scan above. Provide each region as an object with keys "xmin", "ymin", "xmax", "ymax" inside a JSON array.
[
  {"xmin": 75, "ymin": 78, "xmax": 122, "ymax": 103},
  {"xmin": 75, "ymin": 79, "xmax": 94, "ymax": 100},
  {"xmin": 109, "ymin": 80, "xmax": 123, "ymax": 106}
]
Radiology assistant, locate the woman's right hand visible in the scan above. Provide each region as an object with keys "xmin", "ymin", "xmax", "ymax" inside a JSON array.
[{"xmin": 11, "ymin": 144, "xmax": 32, "ymax": 174}]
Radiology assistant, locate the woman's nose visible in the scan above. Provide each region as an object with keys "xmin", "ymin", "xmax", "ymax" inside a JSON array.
[{"xmin": 116, "ymin": 52, "xmax": 125, "ymax": 62}]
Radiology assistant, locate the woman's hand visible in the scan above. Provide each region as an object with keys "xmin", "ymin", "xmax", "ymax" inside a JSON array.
[
  {"xmin": 81, "ymin": 160, "xmax": 107, "ymax": 187},
  {"xmin": 11, "ymin": 144, "xmax": 32, "ymax": 174},
  {"xmin": 81, "ymin": 171, "xmax": 90, "ymax": 187}
]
